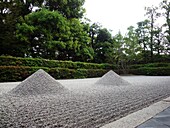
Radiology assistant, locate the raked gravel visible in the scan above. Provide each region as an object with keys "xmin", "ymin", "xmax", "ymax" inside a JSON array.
[
  {"xmin": 95, "ymin": 70, "xmax": 131, "ymax": 86},
  {"xmin": 0, "ymin": 70, "xmax": 170, "ymax": 128},
  {"xmin": 9, "ymin": 69, "xmax": 67, "ymax": 96}
]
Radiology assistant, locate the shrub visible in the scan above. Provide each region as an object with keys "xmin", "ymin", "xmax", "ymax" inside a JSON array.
[
  {"xmin": 129, "ymin": 67, "xmax": 170, "ymax": 76},
  {"xmin": 144, "ymin": 63, "xmax": 170, "ymax": 67},
  {"xmin": 0, "ymin": 66, "xmax": 108, "ymax": 82},
  {"xmin": 129, "ymin": 63, "xmax": 170, "ymax": 69},
  {"xmin": 0, "ymin": 56, "xmax": 114, "ymax": 69}
]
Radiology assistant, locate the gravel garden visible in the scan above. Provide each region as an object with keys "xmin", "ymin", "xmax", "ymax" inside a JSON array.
[{"xmin": 0, "ymin": 69, "xmax": 170, "ymax": 128}]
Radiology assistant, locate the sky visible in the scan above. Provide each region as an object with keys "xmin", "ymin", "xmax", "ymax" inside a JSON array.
[{"xmin": 83, "ymin": 0, "xmax": 163, "ymax": 35}]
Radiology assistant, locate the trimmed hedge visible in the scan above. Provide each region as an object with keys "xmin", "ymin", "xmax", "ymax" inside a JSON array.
[
  {"xmin": 0, "ymin": 66, "xmax": 108, "ymax": 82},
  {"xmin": 0, "ymin": 56, "xmax": 169, "ymax": 82},
  {"xmin": 0, "ymin": 56, "xmax": 114, "ymax": 69},
  {"xmin": 129, "ymin": 63, "xmax": 170, "ymax": 69},
  {"xmin": 129, "ymin": 67, "xmax": 170, "ymax": 76},
  {"xmin": 128, "ymin": 63, "xmax": 170, "ymax": 76}
]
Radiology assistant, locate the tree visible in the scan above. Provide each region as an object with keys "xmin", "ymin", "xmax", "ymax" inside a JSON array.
[
  {"xmin": 145, "ymin": 6, "xmax": 161, "ymax": 59},
  {"xmin": 135, "ymin": 20, "xmax": 151, "ymax": 62},
  {"xmin": 96, "ymin": 28, "xmax": 112, "ymax": 43},
  {"xmin": 0, "ymin": 0, "xmax": 24, "ymax": 56},
  {"xmin": 58, "ymin": 18, "xmax": 92, "ymax": 61},
  {"xmin": 136, "ymin": 20, "xmax": 150, "ymax": 52},
  {"xmin": 16, "ymin": 9, "xmax": 92, "ymax": 61},
  {"xmin": 89, "ymin": 23, "xmax": 101, "ymax": 49},
  {"xmin": 45, "ymin": 0, "xmax": 85, "ymax": 19},
  {"xmin": 16, "ymin": 9, "xmax": 70, "ymax": 58},
  {"xmin": 153, "ymin": 26, "xmax": 164, "ymax": 55},
  {"xmin": 103, "ymin": 32, "xmax": 123, "ymax": 64},
  {"xmin": 160, "ymin": 0, "xmax": 170, "ymax": 53},
  {"xmin": 0, "ymin": 0, "xmax": 86, "ymax": 57},
  {"xmin": 0, "ymin": 0, "xmax": 45, "ymax": 56},
  {"xmin": 94, "ymin": 28, "xmax": 112, "ymax": 63},
  {"xmin": 124, "ymin": 26, "xmax": 142, "ymax": 64},
  {"xmin": 111, "ymin": 32, "xmax": 127, "ymax": 71}
]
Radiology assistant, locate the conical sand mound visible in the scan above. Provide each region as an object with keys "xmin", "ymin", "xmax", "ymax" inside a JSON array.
[
  {"xmin": 95, "ymin": 70, "xmax": 131, "ymax": 86},
  {"xmin": 9, "ymin": 69, "xmax": 67, "ymax": 96}
]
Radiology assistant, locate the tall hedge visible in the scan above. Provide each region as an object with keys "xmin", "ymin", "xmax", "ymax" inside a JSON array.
[{"xmin": 0, "ymin": 56, "xmax": 114, "ymax": 69}]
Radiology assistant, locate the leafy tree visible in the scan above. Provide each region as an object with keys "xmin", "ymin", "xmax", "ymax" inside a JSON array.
[
  {"xmin": 58, "ymin": 18, "xmax": 92, "ymax": 61},
  {"xmin": 16, "ymin": 9, "xmax": 92, "ymax": 61},
  {"xmin": 160, "ymin": 0, "xmax": 170, "ymax": 54},
  {"xmin": 145, "ymin": 6, "xmax": 161, "ymax": 59},
  {"xmin": 0, "ymin": 0, "xmax": 45, "ymax": 56},
  {"xmin": 104, "ymin": 32, "xmax": 123, "ymax": 64},
  {"xmin": 153, "ymin": 26, "xmax": 165, "ymax": 55},
  {"xmin": 135, "ymin": 20, "xmax": 151, "ymax": 62},
  {"xmin": 0, "ymin": 0, "xmax": 86, "ymax": 58},
  {"xmin": 136, "ymin": 20, "xmax": 150, "ymax": 52},
  {"xmin": 18, "ymin": 0, "xmax": 44, "ymax": 16},
  {"xmin": 89, "ymin": 23, "xmax": 101, "ymax": 48},
  {"xmin": 45, "ymin": 0, "xmax": 85, "ymax": 19},
  {"xmin": 111, "ymin": 32, "xmax": 127, "ymax": 70},
  {"xmin": 94, "ymin": 28, "xmax": 112, "ymax": 63},
  {"xmin": 16, "ymin": 9, "xmax": 70, "ymax": 59},
  {"xmin": 0, "ymin": 0, "xmax": 24, "ymax": 56},
  {"xmin": 124, "ymin": 26, "xmax": 142, "ymax": 63},
  {"xmin": 96, "ymin": 28, "xmax": 112, "ymax": 43}
]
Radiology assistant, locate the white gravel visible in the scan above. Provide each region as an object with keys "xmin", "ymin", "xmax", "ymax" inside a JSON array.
[
  {"xmin": 8, "ymin": 69, "xmax": 67, "ymax": 96},
  {"xmin": 95, "ymin": 70, "xmax": 131, "ymax": 86},
  {"xmin": 0, "ymin": 70, "xmax": 170, "ymax": 128}
]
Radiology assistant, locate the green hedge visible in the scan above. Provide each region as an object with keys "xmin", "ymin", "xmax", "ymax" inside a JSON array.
[
  {"xmin": 128, "ymin": 63, "xmax": 170, "ymax": 76},
  {"xmin": 0, "ymin": 66, "xmax": 108, "ymax": 82},
  {"xmin": 129, "ymin": 63, "xmax": 170, "ymax": 69},
  {"xmin": 0, "ymin": 56, "xmax": 114, "ymax": 69},
  {"xmin": 129, "ymin": 67, "xmax": 170, "ymax": 76}
]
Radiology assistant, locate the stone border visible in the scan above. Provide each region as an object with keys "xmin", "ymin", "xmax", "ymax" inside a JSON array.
[{"xmin": 101, "ymin": 97, "xmax": 170, "ymax": 128}]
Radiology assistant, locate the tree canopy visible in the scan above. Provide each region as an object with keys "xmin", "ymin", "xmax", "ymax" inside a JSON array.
[{"xmin": 0, "ymin": 0, "xmax": 169, "ymax": 65}]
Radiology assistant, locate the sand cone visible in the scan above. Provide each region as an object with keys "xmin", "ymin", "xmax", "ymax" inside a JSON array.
[
  {"xmin": 95, "ymin": 70, "xmax": 131, "ymax": 86},
  {"xmin": 9, "ymin": 69, "xmax": 67, "ymax": 96}
]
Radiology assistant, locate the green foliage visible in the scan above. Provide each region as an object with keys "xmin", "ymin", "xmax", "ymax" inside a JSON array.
[
  {"xmin": 45, "ymin": 0, "xmax": 85, "ymax": 19},
  {"xmin": 0, "ymin": 66, "xmax": 48, "ymax": 82},
  {"xmin": 124, "ymin": 26, "xmax": 142, "ymax": 62},
  {"xmin": 48, "ymin": 68, "xmax": 75, "ymax": 79},
  {"xmin": 129, "ymin": 62, "xmax": 170, "ymax": 76},
  {"xmin": 0, "ymin": 0, "xmax": 169, "ymax": 65},
  {"xmin": 58, "ymin": 18, "xmax": 92, "ymax": 61},
  {"xmin": 145, "ymin": 6, "xmax": 158, "ymax": 53},
  {"xmin": 0, "ymin": 0, "xmax": 88, "ymax": 60},
  {"xmin": 129, "ymin": 63, "xmax": 170, "ymax": 69},
  {"xmin": 96, "ymin": 28, "xmax": 112, "ymax": 43},
  {"xmin": 0, "ymin": 0, "xmax": 24, "ymax": 56},
  {"xmin": 73, "ymin": 69, "xmax": 88, "ymax": 78},
  {"xmin": 94, "ymin": 28, "xmax": 113, "ymax": 63},
  {"xmin": 0, "ymin": 56, "xmax": 114, "ymax": 69},
  {"xmin": 160, "ymin": 0, "xmax": 170, "ymax": 44},
  {"xmin": 0, "ymin": 66, "xmax": 107, "ymax": 82},
  {"xmin": 130, "ymin": 67, "xmax": 170, "ymax": 76},
  {"xmin": 16, "ymin": 9, "xmax": 70, "ymax": 59},
  {"xmin": 134, "ymin": 53, "xmax": 170, "ymax": 64},
  {"xmin": 16, "ymin": 9, "xmax": 92, "ymax": 61},
  {"xmin": 88, "ymin": 23, "xmax": 101, "ymax": 49}
]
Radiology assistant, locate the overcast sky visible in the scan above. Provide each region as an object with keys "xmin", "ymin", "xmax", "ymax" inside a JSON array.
[{"xmin": 83, "ymin": 0, "xmax": 163, "ymax": 35}]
